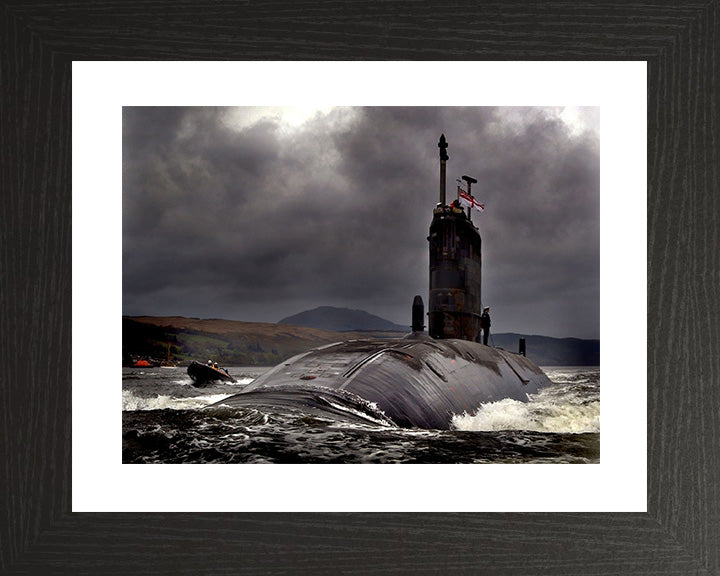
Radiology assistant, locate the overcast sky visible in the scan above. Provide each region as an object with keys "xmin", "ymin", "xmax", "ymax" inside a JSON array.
[{"xmin": 123, "ymin": 106, "xmax": 599, "ymax": 339}]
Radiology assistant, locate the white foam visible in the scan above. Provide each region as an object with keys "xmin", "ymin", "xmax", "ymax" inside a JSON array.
[
  {"xmin": 122, "ymin": 390, "xmax": 231, "ymax": 411},
  {"xmin": 452, "ymin": 392, "xmax": 600, "ymax": 434},
  {"xmin": 323, "ymin": 399, "xmax": 393, "ymax": 427}
]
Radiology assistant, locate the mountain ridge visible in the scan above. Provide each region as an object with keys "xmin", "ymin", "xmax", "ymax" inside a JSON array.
[
  {"xmin": 279, "ymin": 306, "xmax": 408, "ymax": 332},
  {"xmin": 123, "ymin": 313, "xmax": 599, "ymax": 367}
]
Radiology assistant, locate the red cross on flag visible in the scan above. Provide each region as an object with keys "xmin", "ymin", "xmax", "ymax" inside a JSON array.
[{"xmin": 458, "ymin": 190, "xmax": 485, "ymax": 213}]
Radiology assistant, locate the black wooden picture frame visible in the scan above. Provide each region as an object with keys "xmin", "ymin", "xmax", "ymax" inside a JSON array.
[{"xmin": 2, "ymin": 2, "xmax": 718, "ymax": 574}]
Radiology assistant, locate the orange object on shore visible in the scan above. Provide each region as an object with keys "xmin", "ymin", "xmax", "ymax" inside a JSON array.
[{"xmin": 134, "ymin": 359, "xmax": 151, "ymax": 367}]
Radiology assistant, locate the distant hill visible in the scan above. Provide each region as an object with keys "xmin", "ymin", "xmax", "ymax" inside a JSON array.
[
  {"xmin": 123, "ymin": 315, "xmax": 599, "ymax": 367},
  {"xmin": 278, "ymin": 306, "xmax": 408, "ymax": 333},
  {"xmin": 491, "ymin": 333, "xmax": 600, "ymax": 367},
  {"xmin": 122, "ymin": 316, "xmax": 403, "ymax": 367}
]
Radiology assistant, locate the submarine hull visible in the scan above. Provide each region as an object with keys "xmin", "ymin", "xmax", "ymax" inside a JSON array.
[{"xmin": 212, "ymin": 334, "xmax": 550, "ymax": 429}]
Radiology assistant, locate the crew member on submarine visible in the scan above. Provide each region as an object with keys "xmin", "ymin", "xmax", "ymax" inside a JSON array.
[
  {"xmin": 481, "ymin": 307, "xmax": 491, "ymax": 346},
  {"xmin": 211, "ymin": 135, "xmax": 550, "ymax": 429}
]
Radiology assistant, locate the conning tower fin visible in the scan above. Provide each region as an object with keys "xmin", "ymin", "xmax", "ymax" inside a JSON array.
[{"xmin": 427, "ymin": 135, "xmax": 483, "ymax": 342}]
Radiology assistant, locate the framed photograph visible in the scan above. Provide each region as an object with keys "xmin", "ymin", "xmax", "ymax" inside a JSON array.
[
  {"xmin": 77, "ymin": 63, "xmax": 636, "ymax": 514},
  {"xmin": 3, "ymin": 2, "xmax": 717, "ymax": 573}
]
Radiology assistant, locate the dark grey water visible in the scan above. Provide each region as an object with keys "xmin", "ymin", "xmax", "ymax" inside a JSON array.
[{"xmin": 122, "ymin": 366, "xmax": 599, "ymax": 464}]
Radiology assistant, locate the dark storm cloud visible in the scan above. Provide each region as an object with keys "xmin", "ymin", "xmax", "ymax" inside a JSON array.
[{"xmin": 123, "ymin": 107, "xmax": 599, "ymax": 338}]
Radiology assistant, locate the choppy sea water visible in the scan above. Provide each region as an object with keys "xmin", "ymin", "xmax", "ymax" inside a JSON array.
[{"xmin": 122, "ymin": 366, "xmax": 599, "ymax": 463}]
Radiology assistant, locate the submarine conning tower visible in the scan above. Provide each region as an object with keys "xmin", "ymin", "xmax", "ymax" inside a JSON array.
[{"xmin": 427, "ymin": 134, "xmax": 483, "ymax": 342}]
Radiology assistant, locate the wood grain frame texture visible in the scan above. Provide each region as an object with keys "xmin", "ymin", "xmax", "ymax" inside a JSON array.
[{"xmin": 1, "ymin": 1, "xmax": 718, "ymax": 574}]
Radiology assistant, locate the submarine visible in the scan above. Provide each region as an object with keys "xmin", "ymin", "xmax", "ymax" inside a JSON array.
[{"xmin": 212, "ymin": 135, "xmax": 551, "ymax": 429}]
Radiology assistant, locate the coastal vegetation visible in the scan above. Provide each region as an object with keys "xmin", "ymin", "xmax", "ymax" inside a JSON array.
[
  {"xmin": 122, "ymin": 316, "xmax": 400, "ymax": 367},
  {"xmin": 123, "ymin": 314, "xmax": 599, "ymax": 367}
]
